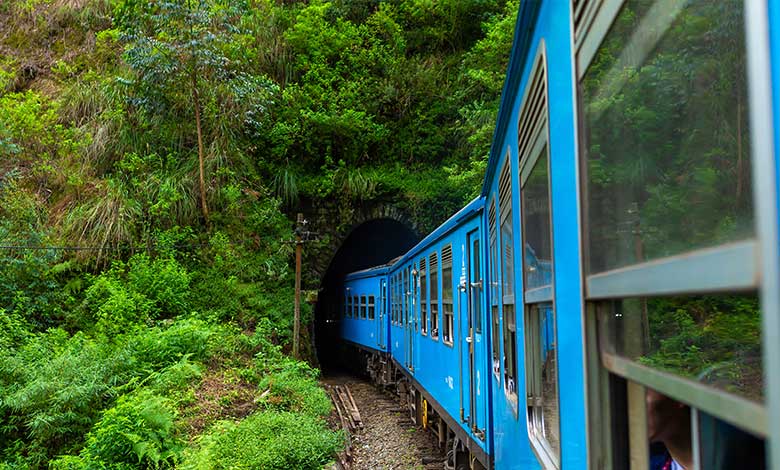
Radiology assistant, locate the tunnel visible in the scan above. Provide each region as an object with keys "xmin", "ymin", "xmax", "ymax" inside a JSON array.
[{"xmin": 314, "ymin": 218, "xmax": 419, "ymax": 373}]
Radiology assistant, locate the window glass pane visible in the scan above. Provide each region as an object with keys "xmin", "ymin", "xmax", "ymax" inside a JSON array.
[
  {"xmin": 522, "ymin": 148, "xmax": 553, "ymax": 290},
  {"xmin": 443, "ymin": 254, "xmax": 453, "ymax": 343},
  {"xmin": 583, "ymin": 0, "xmax": 753, "ymax": 274},
  {"xmin": 472, "ymin": 239, "xmax": 482, "ymax": 334},
  {"xmin": 697, "ymin": 410, "xmax": 765, "ymax": 469},
  {"xmin": 600, "ymin": 294, "xmax": 762, "ymax": 402},
  {"xmin": 525, "ymin": 302, "xmax": 559, "ymax": 458},
  {"xmin": 420, "ymin": 263, "xmax": 428, "ymax": 334}
]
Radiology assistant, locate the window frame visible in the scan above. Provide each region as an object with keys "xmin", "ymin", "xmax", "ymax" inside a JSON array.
[
  {"xmin": 574, "ymin": 0, "xmax": 780, "ymax": 467},
  {"xmin": 368, "ymin": 295, "xmax": 375, "ymax": 320},
  {"xmin": 488, "ymin": 196, "xmax": 501, "ymax": 379},
  {"xmin": 498, "ymin": 156, "xmax": 519, "ymax": 405},
  {"xmin": 430, "ymin": 251, "xmax": 440, "ymax": 340},
  {"xmin": 514, "ymin": 40, "xmax": 560, "ymax": 468},
  {"xmin": 442, "ymin": 244, "xmax": 455, "ymax": 346},
  {"xmin": 420, "ymin": 257, "xmax": 428, "ymax": 335}
]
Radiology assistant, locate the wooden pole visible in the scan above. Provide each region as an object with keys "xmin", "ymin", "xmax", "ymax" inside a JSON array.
[{"xmin": 293, "ymin": 213, "xmax": 303, "ymax": 359}]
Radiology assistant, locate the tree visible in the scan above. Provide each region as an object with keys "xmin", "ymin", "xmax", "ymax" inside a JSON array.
[{"xmin": 117, "ymin": 0, "xmax": 245, "ymax": 228}]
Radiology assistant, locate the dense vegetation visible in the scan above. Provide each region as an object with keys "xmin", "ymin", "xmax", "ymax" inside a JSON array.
[{"xmin": 0, "ymin": 0, "xmax": 518, "ymax": 467}]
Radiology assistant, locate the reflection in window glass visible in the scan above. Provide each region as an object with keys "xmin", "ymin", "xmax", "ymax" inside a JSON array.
[
  {"xmin": 443, "ymin": 246, "xmax": 454, "ymax": 344},
  {"xmin": 600, "ymin": 294, "xmax": 763, "ymax": 402},
  {"xmin": 489, "ymin": 199, "xmax": 500, "ymax": 373},
  {"xmin": 420, "ymin": 259, "xmax": 428, "ymax": 334},
  {"xmin": 583, "ymin": 0, "xmax": 753, "ymax": 274},
  {"xmin": 430, "ymin": 253, "xmax": 439, "ymax": 338},
  {"xmin": 523, "ymin": 148, "xmax": 553, "ymax": 290},
  {"xmin": 525, "ymin": 303, "xmax": 560, "ymax": 459},
  {"xmin": 472, "ymin": 238, "xmax": 482, "ymax": 334}
]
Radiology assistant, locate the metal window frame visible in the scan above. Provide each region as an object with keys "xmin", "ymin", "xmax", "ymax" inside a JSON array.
[
  {"xmin": 586, "ymin": 240, "xmax": 758, "ymax": 299},
  {"xmin": 599, "ymin": 349, "xmax": 767, "ymax": 438},
  {"xmin": 430, "ymin": 250, "xmax": 440, "ymax": 340},
  {"xmin": 498, "ymin": 154, "xmax": 520, "ymax": 405},
  {"xmin": 516, "ymin": 40, "xmax": 561, "ymax": 468},
  {"xmin": 442, "ymin": 243, "xmax": 455, "ymax": 346},
  {"xmin": 746, "ymin": 0, "xmax": 780, "ymax": 468},
  {"xmin": 577, "ymin": 0, "xmax": 778, "ymax": 467}
]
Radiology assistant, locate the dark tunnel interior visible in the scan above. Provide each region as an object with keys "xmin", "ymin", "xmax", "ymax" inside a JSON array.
[{"xmin": 314, "ymin": 218, "xmax": 419, "ymax": 373}]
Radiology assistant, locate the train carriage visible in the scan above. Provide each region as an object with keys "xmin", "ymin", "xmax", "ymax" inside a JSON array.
[
  {"xmin": 337, "ymin": 0, "xmax": 780, "ymax": 468},
  {"xmin": 341, "ymin": 265, "xmax": 390, "ymax": 354},
  {"xmin": 387, "ymin": 197, "xmax": 492, "ymax": 468}
]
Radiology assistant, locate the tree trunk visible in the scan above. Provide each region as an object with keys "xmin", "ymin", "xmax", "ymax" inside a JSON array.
[{"xmin": 191, "ymin": 73, "xmax": 210, "ymax": 227}]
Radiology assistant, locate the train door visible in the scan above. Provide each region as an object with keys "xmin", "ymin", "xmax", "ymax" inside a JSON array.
[
  {"xmin": 466, "ymin": 230, "xmax": 486, "ymax": 438},
  {"xmin": 378, "ymin": 278, "xmax": 386, "ymax": 350},
  {"xmin": 405, "ymin": 266, "xmax": 415, "ymax": 372}
]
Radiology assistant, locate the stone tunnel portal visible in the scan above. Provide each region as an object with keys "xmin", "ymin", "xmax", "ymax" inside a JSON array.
[{"xmin": 314, "ymin": 218, "xmax": 418, "ymax": 372}]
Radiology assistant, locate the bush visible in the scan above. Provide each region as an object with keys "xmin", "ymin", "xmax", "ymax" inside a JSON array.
[
  {"xmin": 125, "ymin": 317, "xmax": 221, "ymax": 370},
  {"xmin": 0, "ymin": 330, "xmax": 131, "ymax": 466},
  {"xmin": 182, "ymin": 411, "xmax": 341, "ymax": 470},
  {"xmin": 127, "ymin": 254, "xmax": 191, "ymax": 318},
  {"xmin": 258, "ymin": 358, "xmax": 332, "ymax": 418},
  {"xmin": 51, "ymin": 390, "xmax": 183, "ymax": 469},
  {"xmin": 83, "ymin": 274, "xmax": 152, "ymax": 336}
]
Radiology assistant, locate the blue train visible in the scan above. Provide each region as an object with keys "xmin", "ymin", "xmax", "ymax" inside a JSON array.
[{"xmin": 337, "ymin": 1, "xmax": 780, "ymax": 469}]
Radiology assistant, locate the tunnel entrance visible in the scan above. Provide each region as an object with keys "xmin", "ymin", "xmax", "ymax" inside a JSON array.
[{"xmin": 314, "ymin": 218, "xmax": 419, "ymax": 372}]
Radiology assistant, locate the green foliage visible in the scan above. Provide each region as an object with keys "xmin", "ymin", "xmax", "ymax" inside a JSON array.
[
  {"xmin": 182, "ymin": 411, "xmax": 341, "ymax": 470},
  {"xmin": 639, "ymin": 295, "xmax": 762, "ymax": 400},
  {"xmin": 0, "ymin": 0, "xmax": 522, "ymax": 466},
  {"xmin": 258, "ymin": 357, "xmax": 332, "ymax": 419},
  {"xmin": 54, "ymin": 391, "xmax": 183, "ymax": 469},
  {"xmin": 127, "ymin": 254, "xmax": 191, "ymax": 317}
]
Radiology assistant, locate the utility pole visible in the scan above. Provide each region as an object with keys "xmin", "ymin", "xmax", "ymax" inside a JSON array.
[{"xmin": 291, "ymin": 213, "xmax": 317, "ymax": 359}]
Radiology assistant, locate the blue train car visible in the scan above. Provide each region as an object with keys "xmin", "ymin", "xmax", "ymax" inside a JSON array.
[
  {"xmin": 341, "ymin": 265, "xmax": 389, "ymax": 353},
  {"xmin": 387, "ymin": 197, "xmax": 491, "ymax": 467},
  {"xmin": 336, "ymin": 0, "xmax": 780, "ymax": 468}
]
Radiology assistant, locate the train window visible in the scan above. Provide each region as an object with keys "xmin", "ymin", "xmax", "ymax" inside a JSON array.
[
  {"xmin": 582, "ymin": 0, "xmax": 753, "ymax": 276},
  {"xmin": 402, "ymin": 268, "xmax": 408, "ymax": 326},
  {"xmin": 488, "ymin": 197, "xmax": 500, "ymax": 377},
  {"xmin": 524, "ymin": 303, "xmax": 559, "ymax": 459},
  {"xmin": 430, "ymin": 252, "xmax": 439, "ymax": 339},
  {"xmin": 498, "ymin": 158, "xmax": 518, "ymax": 401},
  {"xmin": 517, "ymin": 44, "xmax": 559, "ymax": 466},
  {"xmin": 420, "ymin": 258, "xmax": 428, "ymax": 335},
  {"xmin": 599, "ymin": 294, "xmax": 763, "ymax": 404},
  {"xmin": 361, "ymin": 295, "xmax": 367, "ymax": 319},
  {"xmin": 395, "ymin": 275, "xmax": 400, "ymax": 325},
  {"xmin": 368, "ymin": 295, "xmax": 375, "ymax": 320},
  {"xmin": 472, "ymin": 238, "xmax": 482, "ymax": 334},
  {"xmin": 578, "ymin": 0, "xmax": 770, "ymax": 467},
  {"xmin": 615, "ymin": 380, "xmax": 766, "ymax": 470},
  {"xmin": 353, "ymin": 295, "xmax": 358, "ymax": 319},
  {"xmin": 442, "ymin": 245, "xmax": 454, "ymax": 345}
]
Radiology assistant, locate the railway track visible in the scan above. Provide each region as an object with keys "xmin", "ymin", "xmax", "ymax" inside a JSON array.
[{"xmin": 323, "ymin": 375, "xmax": 444, "ymax": 470}]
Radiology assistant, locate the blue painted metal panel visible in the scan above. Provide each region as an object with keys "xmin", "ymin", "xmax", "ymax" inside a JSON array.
[
  {"xmin": 341, "ymin": 268, "xmax": 388, "ymax": 353},
  {"xmin": 389, "ymin": 206, "xmax": 491, "ymax": 458},
  {"xmin": 484, "ymin": 0, "xmax": 587, "ymax": 468}
]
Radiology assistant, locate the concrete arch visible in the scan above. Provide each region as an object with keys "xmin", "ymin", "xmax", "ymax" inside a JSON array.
[{"xmin": 308, "ymin": 204, "xmax": 421, "ymax": 369}]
